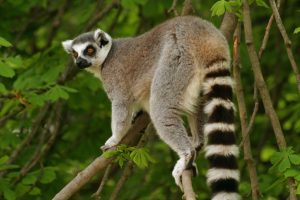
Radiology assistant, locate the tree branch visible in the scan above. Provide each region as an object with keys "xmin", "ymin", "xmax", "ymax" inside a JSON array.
[
  {"xmin": 181, "ymin": 0, "xmax": 194, "ymax": 16},
  {"xmin": 220, "ymin": 12, "xmax": 238, "ymax": 42},
  {"xmin": 242, "ymin": 1, "xmax": 297, "ymax": 199},
  {"xmin": 233, "ymin": 24, "xmax": 260, "ymax": 200},
  {"xmin": 52, "ymin": 113, "xmax": 150, "ymax": 200},
  {"xmin": 269, "ymin": 0, "xmax": 300, "ymax": 95}
]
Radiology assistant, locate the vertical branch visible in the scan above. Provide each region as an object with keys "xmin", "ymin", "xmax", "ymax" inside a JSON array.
[
  {"xmin": 233, "ymin": 24, "xmax": 260, "ymax": 200},
  {"xmin": 269, "ymin": 0, "xmax": 300, "ymax": 95},
  {"xmin": 220, "ymin": 12, "xmax": 238, "ymax": 41},
  {"xmin": 242, "ymin": 1, "xmax": 297, "ymax": 199},
  {"xmin": 181, "ymin": 0, "xmax": 194, "ymax": 16}
]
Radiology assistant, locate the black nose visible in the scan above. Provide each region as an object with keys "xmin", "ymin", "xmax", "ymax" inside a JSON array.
[{"xmin": 76, "ymin": 57, "xmax": 91, "ymax": 69}]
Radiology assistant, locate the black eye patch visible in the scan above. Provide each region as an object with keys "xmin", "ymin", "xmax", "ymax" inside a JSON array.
[{"xmin": 84, "ymin": 45, "xmax": 96, "ymax": 56}]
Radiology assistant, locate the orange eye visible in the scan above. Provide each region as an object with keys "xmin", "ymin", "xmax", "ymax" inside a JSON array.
[
  {"xmin": 87, "ymin": 47, "xmax": 94, "ymax": 56},
  {"xmin": 72, "ymin": 51, "xmax": 78, "ymax": 58}
]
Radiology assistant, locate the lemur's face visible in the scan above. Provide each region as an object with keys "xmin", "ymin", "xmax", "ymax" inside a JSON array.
[{"xmin": 62, "ymin": 29, "xmax": 112, "ymax": 69}]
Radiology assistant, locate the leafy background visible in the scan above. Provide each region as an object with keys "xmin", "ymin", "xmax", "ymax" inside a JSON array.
[{"xmin": 0, "ymin": 0, "xmax": 300, "ymax": 199}]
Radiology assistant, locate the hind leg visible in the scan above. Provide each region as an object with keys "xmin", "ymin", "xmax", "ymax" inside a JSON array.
[
  {"xmin": 150, "ymin": 99, "xmax": 196, "ymax": 189},
  {"xmin": 149, "ymin": 48, "xmax": 198, "ymax": 189}
]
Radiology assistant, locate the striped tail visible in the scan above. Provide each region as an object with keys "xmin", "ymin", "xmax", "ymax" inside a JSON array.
[{"xmin": 202, "ymin": 59, "xmax": 240, "ymax": 200}]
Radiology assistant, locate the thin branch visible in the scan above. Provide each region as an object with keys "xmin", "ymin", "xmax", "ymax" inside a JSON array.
[
  {"xmin": 13, "ymin": 101, "xmax": 65, "ymax": 185},
  {"xmin": 109, "ymin": 161, "xmax": 134, "ymax": 200},
  {"xmin": 52, "ymin": 113, "xmax": 151, "ymax": 200},
  {"xmin": 181, "ymin": 0, "xmax": 194, "ymax": 16},
  {"xmin": 242, "ymin": 1, "xmax": 297, "ymax": 199},
  {"xmin": 259, "ymin": 0, "xmax": 281, "ymax": 58},
  {"xmin": 91, "ymin": 164, "xmax": 112, "ymax": 199},
  {"xmin": 4, "ymin": 103, "xmax": 51, "ymax": 165},
  {"xmin": 233, "ymin": 24, "xmax": 260, "ymax": 200},
  {"xmin": 269, "ymin": 0, "xmax": 300, "ymax": 95},
  {"xmin": 168, "ymin": 0, "xmax": 179, "ymax": 16},
  {"xmin": 181, "ymin": 170, "xmax": 196, "ymax": 200},
  {"xmin": 84, "ymin": 0, "xmax": 120, "ymax": 32},
  {"xmin": 220, "ymin": 12, "xmax": 238, "ymax": 41},
  {"xmin": 0, "ymin": 106, "xmax": 25, "ymax": 127}
]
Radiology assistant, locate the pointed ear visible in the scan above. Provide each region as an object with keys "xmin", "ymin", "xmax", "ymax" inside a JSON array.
[
  {"xmin": 94, "ymin": 29, "xmax": 111, "ymax": 48},
  {"xmin": 62, "ymin": 40, "xmax": 73, "ymax": 53}
]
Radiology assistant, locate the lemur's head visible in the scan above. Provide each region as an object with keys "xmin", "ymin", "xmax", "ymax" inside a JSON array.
[{"xmin": 62, "ymin": 29, "xmax": 112, "ymax": 69}]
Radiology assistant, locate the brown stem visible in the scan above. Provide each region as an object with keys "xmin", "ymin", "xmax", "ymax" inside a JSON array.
[
  {"xmin": 233, "ymin": 24, "xmax": 260, "ymax": 200},
  {"xmin": 182, "ymin": 170, "xmax": 197, "ymax": 200},
  {"xmin": 220, "ymin": 12, "xmax": 238, "ymax": 42},
  {"xmin": 269, "ymin": 0, "xmax": 300, "ymax": 95},
  {"xmin": 168, "ymin": 0, "xmax": 179, "ymax": 16},
  {"xmin": 242, "ymin": 1, "xmax": 297, "ymax": 199},
  {"xmin": 109, "ymin": 161, "xmax": 134, "ymax": 200},
  {"xmin": 91, "ymin": 164, "xmax": 112, "ymax": 199},
  {"xmin": 181, "ymin": 0, "xmax": 193, "ymax": 16}
]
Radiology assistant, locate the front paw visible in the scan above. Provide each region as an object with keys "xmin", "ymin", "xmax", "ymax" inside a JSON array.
[{"xmin": 100, "ymin": 136, "xmax": 119, "ymax": 151}]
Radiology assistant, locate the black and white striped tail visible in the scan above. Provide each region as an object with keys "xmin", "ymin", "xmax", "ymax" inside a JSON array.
[{"xmin": 202, "ymin": 59, "xmax": 240, "ymax": 200}]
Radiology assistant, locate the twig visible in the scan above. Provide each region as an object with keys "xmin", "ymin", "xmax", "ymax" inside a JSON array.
[
  {"xmin": 233, "ymin": 24, "xmax": 260, "ymax": 200},
  {"xmin": 269, "ymin": 0, "xmax": 300, "ymax": 95},
  {"xmin": 13, "ymin": 101, "xmax": 65, "ymax": 185},
  {"xmin": 44, "ymin": 0, "xmax": 70, "ymax": 49},
  {"xmin": 168, "ymin": 0, "xmax": 179, "ymax": 16},
  {"xmin": 91, "ymin": 164, "xmax": 112, "ymax": 199},
  {"xmin": 181, "ymin": 170, "xmax": 196, "ymax": 200},
  {"xmin": 220, "ymin": 12, "xmax": 238, "ymax": 41},
  {"xmin": 0, "ymin": 106, "xmax": 25, "ymax": 127},
  {"xmin": 259, "ymin": 0, "xmax": 281, "ymax": 58},
  {"xmin": 52, "ymin": 113, "xmax": 150, "ymax": 200},
  {"xmin": 108, "ymin": 6, "xmax": 123, "ymax": 33},
  {"xmin": 4, "ymin": 103, "xmax": 51, "ymax": 165},
  {"xmin": 181, "ymin": 0, "xmax": 194, "ymax": 16},
  {"xmin": 84, "ymin": 0, "xmax": 120, "ymax": 32},
  {"xmin": 242, "ymin": 1, "xmax": 297, "ymax": 199},
  {"xmin": 109, "ymin": 161, "xmax": 134, "ymax": 200}
]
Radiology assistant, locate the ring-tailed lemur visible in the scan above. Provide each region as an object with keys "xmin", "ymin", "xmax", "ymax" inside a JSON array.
[{"xmin": 62, "ymin": 16, "xmax": 240, "ymax": 200}]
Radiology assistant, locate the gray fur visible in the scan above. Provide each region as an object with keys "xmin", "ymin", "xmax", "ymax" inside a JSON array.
[{"xmin": 62, "ymin": 16, "xmax": 232, "ymax": 194}]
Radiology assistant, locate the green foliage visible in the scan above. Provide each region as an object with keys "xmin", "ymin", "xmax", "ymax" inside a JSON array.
[
  {"xmin": 294, "ymin": 27, "xmax": 300, "ymax": 34},
  {"xmin": 270, "ymin": 147, "xmax": 300, "ymax": 194},
  {"xmin": 103, "ymin": 145, "xmax": 155, "ymax": 169}
]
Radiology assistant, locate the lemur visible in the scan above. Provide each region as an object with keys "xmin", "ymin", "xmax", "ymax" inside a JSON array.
[{"xmin": 62, "ymin": 16, "xmax": 240, "ymax": 200}]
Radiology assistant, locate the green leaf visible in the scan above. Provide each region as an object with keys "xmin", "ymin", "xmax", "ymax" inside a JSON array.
[
  {"xmin": 130, "ymin": 148, "xmax": 150, "ymax": 168},
  {"xmin": 0, "ymin": 156, "xmax": 9, "ymax": 164},
  {"xmin": 103, "ymin": 150, "xmax": 118, "ymax": 158},
  {"xmin": 270, "ymin": 152, "xmax": 283, "ymax": 165},
  {"xmin": 3, "ymin": 188, "xmax": 16, "ymax": 200},
  {"xmin": 22, "ymin": 174, "xmax": 38, "ymax": 185},
  {"xmin": 284, "ymin": 169, "xmax": 299, "ymax": 178},
  {"xmin": 0, "ymin": 164, "xmax": 19, "ymax": 171},
  {"xmin": 256, "ymin": 0, "xmax": 269, "ymax": 8},
  {"xmin": 5, "ymin": 56, "xmax": 23, "ymax": 69},
  {"xmin": 0, "ymin": 62, "xmax": 15, "ymax": 78},
  {"xmin": 45, "ymin": 85, "xmax": 69, "ymax": 101},
  {"xmin": 60, "ymin": 86, "xmax": 78, "ymax": 93},
  {"xmin": 294, "ymin": 27, "xmax": 300, "ymax": 34},
  {"xmin": 0, "ymin": 83, "xmax": 7, "ymax": 93},
  {"xmin": 278, "ymin": 158, "xmax": 291, "ymax": 172},
  {"xmin": 297, "ymin": 184, "xmax": 300, "ymax": 194},
  {"xmin": 289, "ymin": 155, "xmax": 300, "ymax": 165},
  {"xmin": 29, "ymin": 187, "xmax": 41, "ymax": 195},
  {"xmin": 0, "ymin": 37, "xmax": 12, "ymax": 47},
  {"xmin": 26, "ymin": 93, "xmax": 45, "ymax": 106},
  {"xmin": 40, "ymin": 168, "xmax": 56, "ymax": 184},
  {"xmin": 211, "ymin": 0, "xmax": 226, "ymax": 16}
]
